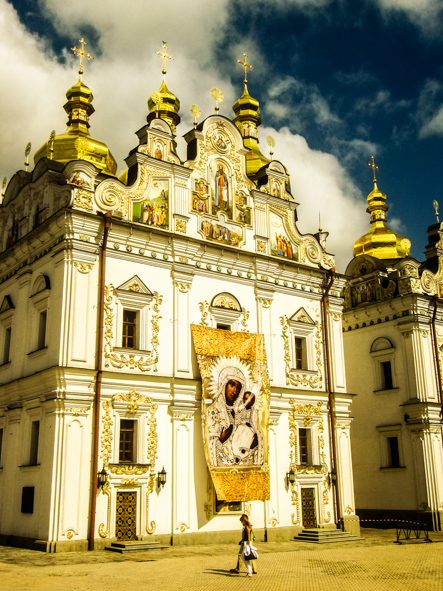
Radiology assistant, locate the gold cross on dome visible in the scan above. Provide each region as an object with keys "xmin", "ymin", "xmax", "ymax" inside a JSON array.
[
  {"xmin": 71, "ymin": 38, "xmax": 93, "ymax": 80},
  {"xmin": 368, "ymin": 155, "xmax": 379, "ymax": 183},
  {"xmin": 237, "ymin": 52, "xmax": 253, "ymax": 88},
  {"xmin": 156, "ymin": 41, "xmax": 172, "ymax": 79}
]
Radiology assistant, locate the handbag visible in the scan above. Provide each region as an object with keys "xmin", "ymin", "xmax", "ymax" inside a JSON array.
[{"xmin": 244, "ymin": 545, "xmax": 258, "ymax": 560}]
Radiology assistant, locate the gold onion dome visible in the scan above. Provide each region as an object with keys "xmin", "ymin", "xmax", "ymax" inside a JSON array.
[
  {"xmin": 34, "ymin": 39, "xmax": 117, "ymax": 175},
  {"xmin": 147, "ymin": 79, "xmax": 181, "ymax": 130},
  {"xmin": 233, "ymin": 53, "xmax": 269, "ymax": 179},
  {"xmin": 353, "ymin": 164, "xmax": 411, "ymax": 259}
]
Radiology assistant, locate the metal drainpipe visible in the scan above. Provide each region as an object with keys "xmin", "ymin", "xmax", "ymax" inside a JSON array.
[
  {"xmin": 88, "ymin": 211, "xmax": 112, "ymax": 551},
  {"xmin": 322, "ymin": 267, "xmax": 342, "ymax": 529}
]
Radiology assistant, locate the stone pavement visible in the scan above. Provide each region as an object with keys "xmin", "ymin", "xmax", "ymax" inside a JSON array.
[{"xmin": 1, "ymin": 529, "xmax": 442, "ymax": 591}]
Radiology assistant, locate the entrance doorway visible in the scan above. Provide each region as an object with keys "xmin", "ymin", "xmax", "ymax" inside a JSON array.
[
  {"xmin": 116, "ymin": 491, "xmax": 137, "ymax": 540},
  {"xmin": 301, "ymin": 487, "xmax": 317, "ymax": 528}
]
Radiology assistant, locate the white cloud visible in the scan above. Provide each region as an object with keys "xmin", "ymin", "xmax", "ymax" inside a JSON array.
[
  {"xmin": 259, "ymin": 126, "xmax": 368, "ymax": 270},
  {"xmin": 354, "ymin": 90, "xmax": 411, "ymax": 116},
  {"xmin": 373, "ymin": 0, "xmax": 442, "ymax": 34},
  {"xmin": 416, "ymin": 79, "xmax": 443, "ymax": 139}
]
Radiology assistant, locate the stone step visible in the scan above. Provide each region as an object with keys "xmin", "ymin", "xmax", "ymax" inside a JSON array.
[
  {"xmin": 105, "ymin": 541, "xmax": 169, "ymax": 553},
  {"xmin": 293, "ymin": 529, "xmax": 363, "ymax": 544}
]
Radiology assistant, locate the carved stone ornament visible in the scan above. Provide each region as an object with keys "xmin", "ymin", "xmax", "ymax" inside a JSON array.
[
  {"xmin": 103, "ymin": 284, "xmax": 163, "ymax": 372},
  {"xmin": 99, "ymin": 392, "xmax": 158, "ymax": 537},
  {"xmin": 175, "ymin": 219, "xmax": 187, "ymax": 234},
  {"xmin": 212, "ymin": 293, "xmax": 241, "ymax": 311},
  {"xmin": 73, "ymin": 262, "xmax": 94, "ymax": 274},
  {"xmin": 73, "ymin": 188, "xmax": 94, "ymax": 211},
  {"xmin": 199, "ymin": 300, "xmax": 209, "ymax": 326},
  {"xmin": 256, "ymin": 240, "xmax": 267, "ymax": 254}
]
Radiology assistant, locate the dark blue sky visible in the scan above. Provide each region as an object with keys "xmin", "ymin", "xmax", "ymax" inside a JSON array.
[{"xmin": 3, "ymin": 0, "xmax": 443, "ymax": 264}]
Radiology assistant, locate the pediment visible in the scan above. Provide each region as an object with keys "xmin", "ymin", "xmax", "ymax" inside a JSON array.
[
  {"xmin": 289, "ymin": 307, "xmax": 315, "ymax": 325},
  {"xmin": 117, "ymin": 276, "xmax": 153, "ymax": 295},
  {"xmin": 0, "ymin": 295, "xmax": 14, "ymax": 313}
]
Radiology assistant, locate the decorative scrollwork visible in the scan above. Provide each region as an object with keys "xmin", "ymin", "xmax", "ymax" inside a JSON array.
[
  {"xmin": 104, "ymin": 289, "xmax": 163, "ymax": 372},
  {"xmin": 73, "ymin": 189, "xmax": 94, "ymax": 211},
  {"xmin": 98, "ymin": 480, "xmax": 111, "ymax": 538},
  {"xmin": 280, "ymin": 315, "xmax": 323, "ymax": 388},
  {"xmin": 256, "ymin": 240, "xmax": 267, "ymax": 253},
  {"xmin": 421, "ymin": 269, "xmax": 436, "ymax": 295},
  {"xmin": 199, "ymin": 300, "xmax": 209, "ymax": 326},
  {"xmin": 146, "ymin": 403, "xmax": 158, "ymax": 534},
  {"xmin": 175, "ymin": 219, "xmax": 187, "ymax": 234},
  {"xmin": 240, "ymin": 307, "xmax": 250, "ymax": 333},
  {"xmin": 74, "ymin": 262, "xmax": 94, "ymax": 274}
]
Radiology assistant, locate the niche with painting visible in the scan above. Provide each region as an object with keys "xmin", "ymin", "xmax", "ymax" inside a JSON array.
[{"xmin": 132, "ymin": 179, "xmax": 169, "ymax": 228}]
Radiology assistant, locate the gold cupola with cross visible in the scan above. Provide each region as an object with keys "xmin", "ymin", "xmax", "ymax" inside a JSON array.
[
  {"xmin": 232, "ymin": 53, "xmax": 269, "ymax": 180},
  {"xmin": 147, "ymin": 42, "xmax": 180, "ymax": 131},
  {"xmin": 34, "ymin": 38, "xmax": 117, "ymax": 175},
  {"xmin": 353, "ymin": 157, "xmax": 411, "ymax": 259}
]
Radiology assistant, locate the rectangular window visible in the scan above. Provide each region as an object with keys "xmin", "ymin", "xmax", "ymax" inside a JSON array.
[
  {"xmin": 38, "ymin": 311, "xmax": 47, "ymax": 350},
  {"xmin": 3, "ymin": 327, "xmax": 11, "ymax": 364},
  {"xmin": 387, "ymin": 436, "xmax": 400, "ymax": 468},
  {"xmin": 215, "ymin": 492, "xmax": 241, "ymax": 513},
  {"xmin": 299, "ymin": 428, "xmax": 312, "ymax": 465},
  {"xmin": 21, "ymin": 486, "xmax": 35, "ymax": 514},
  {"xmin": 29, "ymin": 420, "xmax": 40, "ymax": 465},
  {"xmin": 119, "ymin": 419, "xmax": 136, "ymax": 463},
  {"xmin": 122, "ymin": 310, "xmax": 137, "ymax": 349},
  {"xmin": 295, "ymin": 337, "xmax": 306, "ymax": 370},
  {"xmin": 216, "ymin": 323, "xmax": 230, "ymax": 331},
  {"xmin": 381, "ymin": 361, "xmax": 393, "ymax": 390}
]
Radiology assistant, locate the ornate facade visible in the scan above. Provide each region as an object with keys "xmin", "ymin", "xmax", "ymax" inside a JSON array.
[{"xmin": 0, "ymin": 42, "xmax": 358, "ymax": 551}]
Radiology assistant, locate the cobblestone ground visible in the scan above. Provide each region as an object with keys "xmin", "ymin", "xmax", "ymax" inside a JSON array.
[{"xmin": 1, "ymin": 529, "xmax": 442, "ymax": 591}]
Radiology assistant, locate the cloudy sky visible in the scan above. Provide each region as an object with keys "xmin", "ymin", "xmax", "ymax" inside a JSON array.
[{"xmin": 1, "ymin": 0, "xmax": 442, "ymax": 271}]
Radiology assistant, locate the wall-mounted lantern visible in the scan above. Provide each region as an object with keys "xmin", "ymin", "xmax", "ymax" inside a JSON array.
[
  {"xmin": 97, "ymin": 467, "xmax": 108, "ymax": 489},
  {"xmin": 286, "ymin": 468, "xmax": 296, "ymax": 486},
  {"xmin": 157, "ymin": 466, "xmax": 167, "ymax": 488}
]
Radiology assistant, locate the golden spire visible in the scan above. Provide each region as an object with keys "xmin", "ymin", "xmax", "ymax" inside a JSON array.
[
  {"xmin": 71, "ymin": 37, "xmax": 93, "ymax": 81},
  {"xmin": 156, "ymin": 41, "xmax": 172, "ymax": 81},
  {"xmin": 33, "ymin": 38, "xmax": 116, "ymax": 175},
  {"xmin": 147, "ymin": 42, "xmax": 180, "ymax": 130},
  {"xmin": 353, "ymin": 158, "xmax": 410, "ymax": 259},
  {"xmin": 232, "ymin": 52, "xmax": 268, "ymax": 181},
  {"xmin": 237, "ymin": 52, "xmax": 253, "ymax": 91}
]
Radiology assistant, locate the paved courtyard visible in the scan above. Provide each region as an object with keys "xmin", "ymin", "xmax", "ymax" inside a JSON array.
[{"xmin": 1, "ymin": 529, "xmax": 442, "ymax": 591}]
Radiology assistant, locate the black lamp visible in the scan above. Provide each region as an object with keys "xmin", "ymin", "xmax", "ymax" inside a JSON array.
[
  {"xmin": 97, "ymin": 467, "xmax": 108, "ymax": 489},
  {"xmin": 286, "ymin": 468, "xmax": 296, "ymax": 486},
  {"xmin": 157, "ymin": 466, "xmax": 167, "ymax": 488},
  {"xmin": 328, "ymin": 471, "xmax": 337, "ymax": 487}
]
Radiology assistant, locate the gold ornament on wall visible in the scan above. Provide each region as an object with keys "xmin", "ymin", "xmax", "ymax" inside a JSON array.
[
  {"xmin": 104, "ymin": 285, "xmax": 163, "ymax": 372},
  {"xmin": 280, "ymin": 315, "xmax": 323, "ymax": 388}
]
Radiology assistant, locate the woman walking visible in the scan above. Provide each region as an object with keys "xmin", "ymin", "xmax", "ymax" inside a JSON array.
[{"xmin": 239, "ymin": 514, "xmax": 255, "ymax": 578}]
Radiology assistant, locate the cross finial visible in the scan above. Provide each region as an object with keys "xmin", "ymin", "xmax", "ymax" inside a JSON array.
[
  {"xmin": 368, "ymin": 155, "xmax": 379, "ymax": 183},
  {"xmin": 237, "ymin": 52, "xmax": 253, "ymax": 90},
  {"xmin": 71, "ymin": 38, "xmax": 93, "ymax": 81},
  {"xmin": 156, "ymin": 41, "xmax": 172, "ymax": 81}
]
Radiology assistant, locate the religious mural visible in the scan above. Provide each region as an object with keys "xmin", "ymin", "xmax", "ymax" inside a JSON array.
[
  {"xmin": 69, "ymin": 171, "xmax": 92, "ymax": 188},
  {"xmin": 351, "ymin": 280, "xmax": 377, "ymax": 306},
  {"xmin": 192, "ymin": 179, "xmax": 210, "ymax": 214},
  {"xmin": 235, "ymin": 194, "xmax": 251, "ymax": 225},
  {"xmin": 211, "ymin": 130, "xmax": 230, "ymax": 154},
  {"xmin": 201, "ymin": 219, "xmax": 241, "ymax": 246},
  {"xmin": 132, "ymin": 179, "xmax": 169, "ymax": 228},
  {"xmin": 211, "ymin": 161, "xmax": 232, "ymax": 219},
  {"xmin": 154, "ymin": 143, "xmax": 163, "ymax": 160},
  {"xmin": 191, "ymin": 325, "xmax": 270, "ymax": 501},
  {"xmin": 270, "ymin": 213, "xmax": 298, "ymax": 261}
]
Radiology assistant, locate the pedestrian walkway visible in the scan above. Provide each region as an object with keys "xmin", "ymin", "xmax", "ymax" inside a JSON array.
[{"xmin": 0, "ymin": 529, "xmax": 442, "ymax": 591}]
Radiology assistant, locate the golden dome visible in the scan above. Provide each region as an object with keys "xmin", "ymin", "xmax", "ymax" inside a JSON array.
[
  {"xmin": 353, "ymin": 180, "xmax": 411, "ymax": 259},
  {"xmin": 147, "ymin": 79, "xmax": 181, "ymax": 130},
  {"xmin": 34, "ymin": 77, "xmax": 117, "ymax": 175},
  {"xmin": 232, "ymin": 86, "xmax": 269, "ymax": 179}
]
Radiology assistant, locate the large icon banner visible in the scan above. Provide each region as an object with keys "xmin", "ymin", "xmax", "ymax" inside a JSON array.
[{"xmin": 191, "ymin": 325, "xmax": 270, "ymax": 501}]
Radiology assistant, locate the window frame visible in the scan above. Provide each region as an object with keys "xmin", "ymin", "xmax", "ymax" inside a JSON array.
[{"xmin": 377, "ymin": 424, "xmax": 405, "ymax": 469}]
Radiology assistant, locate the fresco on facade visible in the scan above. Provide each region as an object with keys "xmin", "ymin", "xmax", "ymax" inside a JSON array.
[
  {"xmin": 270, "ymin": 213, "xmax": 298, "ymax": 261},
  {"xmin": 133, "ymin": 179, "xmax": 169, "ymax": 228},
  {"xmin": 192, "ymin": 179, "xmax": 210, "ymax": 213},
  {"xmin": 211, "ymin": 130, "xmax": 230, "ymax": 154},
  {"xmin": 69, "ymin": 171, "xmax": 92, "ymax": 188},
  {"xmin": 351, "ymin": 280, "xmax": 377, "ymax": 306},
  {"xmin": 235, "ymin": 194, "xmax": 251, "ymax": 225},
  {"xmin": 201, "ymin": 219, "xmax": 241, "ymax": 246},
  {"xmin": 211, "ymin": 161, "xmax": 232, "ymax": 219}
]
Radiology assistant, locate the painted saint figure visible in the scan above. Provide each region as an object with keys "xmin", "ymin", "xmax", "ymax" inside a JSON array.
[{"xmin": 214, "ymin": 163, "xmax": 229, "ymax": 212}]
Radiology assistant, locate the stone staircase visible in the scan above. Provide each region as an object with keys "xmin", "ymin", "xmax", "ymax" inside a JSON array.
[
  {"xmin": 105, "ymin": 541, "xmax": 169, "ymax": 553},
  {"xmin": 293, "ymin": 528, "xmax": 363, "ymax": 544}
]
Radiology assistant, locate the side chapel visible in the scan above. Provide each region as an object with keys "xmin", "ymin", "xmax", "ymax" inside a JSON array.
[
  {"xmin": 343, "ymin": 159, "xmax": 443, "ymax": 529},
  {"xmin": 0, "ymin": 41, "xmax": 358, "ymax": 551}
]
